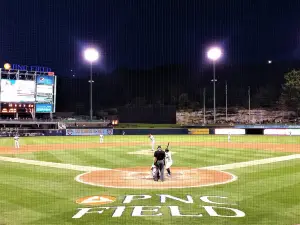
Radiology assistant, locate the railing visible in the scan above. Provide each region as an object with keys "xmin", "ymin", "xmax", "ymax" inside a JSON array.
[{"xmin": 0, "ymin": 118, "xmax": 110, "ymax": 123}]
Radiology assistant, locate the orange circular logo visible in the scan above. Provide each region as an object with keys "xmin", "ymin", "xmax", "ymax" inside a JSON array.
[
  {"xmin": 4, "ymin": 63, "xmax": 11, "ymax": 70},
  {"xmin": 76, "ymin": 195, "xmax": 116, "ymax": 206}
]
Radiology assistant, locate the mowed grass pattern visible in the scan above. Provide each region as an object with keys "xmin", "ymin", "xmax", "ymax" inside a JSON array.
[{"xmin": 0, "ymin": 135, "xmax": 299, "ymax": 225}]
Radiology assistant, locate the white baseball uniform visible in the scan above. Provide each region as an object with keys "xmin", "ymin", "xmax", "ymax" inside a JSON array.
[
  {"xmin": 99, "ymin": 134, "xmax": 104, "ymax": 143},
  {"xmin": 165, "ymin": 151, "xmax": 173, "ymax": 169},
  {"xmin": 149, "ymin": 135, "xmax": 155, "ymax": 151},
  {"xmin": 228, "ymin": 133, "xmax": 231, "ymax": 142},
  {"xmin": 14, "ymin": 135, "xmax": 20, "ymax": 149}
]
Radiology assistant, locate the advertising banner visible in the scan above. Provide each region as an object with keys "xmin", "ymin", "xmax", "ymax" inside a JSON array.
[
  {"xmin": 0, "ymin": 79, "xmax": 35, "ymax": 102},
  {"xmin": 36, "ymin": 85, "xmax": 53, "ymax": 94},
  {"xmin": 36, "ymin": 85, "xmax": 53, "ymax": 102},
  {"xmin": 36, "ymin": 75, "xmax": 54, "ymax": 85},
  {"xmin": 36, "ymin": 94, "xmax": 53, "ymax": 103},
  {"xmin": 235, "ymin": 124, "xmax": 300, "ymax": 129},
  {"xmin": 36, "ymin": 103, "xmax": 53, "ymax": 113},
  {"xmin": 66, "ymin": 129, "xmax": 114, "ymax": 136},
  {"xmin": 0, "ymin": 129, "xmax": 63, "ymax": 137},
  {"xmin": 188, "ymin": 128, "xmax": 209, "ymax": 135},
  {"xmin": 215, "ymin": 128, "xmax": 245, "ymax": 135},
  {"xmin": 44, "ymin": 130, "xmax": 64, "ymax": 136},
  {"xmin": 263, "ymin": 129, "xmax": 300, "ymax": 136}
]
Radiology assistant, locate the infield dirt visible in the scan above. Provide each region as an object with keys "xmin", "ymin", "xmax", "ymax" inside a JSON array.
[
  {"xmin": 1, "ymin": 141, "xmax": 299, "ymax": 189},
  {"xmin": 75, "ymin": 167, "xmax": 236, "ymax": 189},
  {"xmin": 0, "ymin": 141, "xmax": 299, "ymax": 154}
]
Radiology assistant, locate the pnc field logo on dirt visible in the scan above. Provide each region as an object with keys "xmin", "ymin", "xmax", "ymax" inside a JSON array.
[
  {"xmin": 76, "ymin": 195, "xmax": 117, "ymax": 206},
  {"xmin": 73, "ymin": 194, "xmax": 246, "ymax": 219}
]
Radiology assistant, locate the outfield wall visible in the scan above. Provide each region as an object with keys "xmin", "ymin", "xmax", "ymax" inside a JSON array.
[
  {"xmin": 0, "ymin": 129, "xmax": 64, "ymax": 137},
  {"xmin": 103, "ymin": 127, "xmax": 300, "ymax": 136},
  {"xmin": 65, "ymin": 128, "xmax": 114, "ymax": 136},
  {"xmin": 113, "ymin": 128, "xmax": 189, "ymax": 135}
]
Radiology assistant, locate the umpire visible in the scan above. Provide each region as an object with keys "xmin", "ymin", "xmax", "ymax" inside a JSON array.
[{"xmin": 153, "ymin": 145, "xmax": 166, "ymax": 181}]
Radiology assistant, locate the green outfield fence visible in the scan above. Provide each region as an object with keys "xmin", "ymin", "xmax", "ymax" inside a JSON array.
[{"xmin": 1, "ymin": 126, "xmax": 300, "ymax": 136}]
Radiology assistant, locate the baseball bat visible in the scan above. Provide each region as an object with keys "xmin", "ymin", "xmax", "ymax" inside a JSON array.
[{"xmin": 166, "ymin": 142, "xmax": 169, "ymax": 149}]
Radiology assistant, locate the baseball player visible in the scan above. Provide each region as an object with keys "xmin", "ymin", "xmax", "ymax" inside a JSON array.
[
  {"xmin": 228, "ymin": 132, "xmax": 231, "ymax": 143},
  {"xmin": 149, "ymin": 134, "xmax": 155, "ymax": 151},
  {"xmin": 151, "ymin": 164, "xmax": 159, "ymax": 181},
  {"xmin": 99, "ymin": 134, "xmax": 104, "ymax": 143},
  {"xmin": 14, "ymin": 134, "xmax": 20, "ymax": 149},
  {"xmin": 165, "ymin": 148, "xmax": 173, "ymax": 176}
]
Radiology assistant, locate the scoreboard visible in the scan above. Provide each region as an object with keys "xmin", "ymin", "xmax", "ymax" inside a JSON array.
[
  {"xmin": 1, "ymin": 103, "xmax": 34, "ymax": 114},
  {"xmin": 0, "ymin": 69, "xmax": 57, "ymax": 114}
]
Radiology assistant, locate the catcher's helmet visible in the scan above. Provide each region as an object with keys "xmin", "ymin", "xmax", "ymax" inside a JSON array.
[{"xmin": 157, "ymin": 145, "xmax": 162, "ymax": 149}]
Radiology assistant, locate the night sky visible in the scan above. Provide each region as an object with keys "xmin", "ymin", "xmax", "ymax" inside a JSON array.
[{"xmin": 1, "ymin": 0, "xmax": 300, "ymax": 77}]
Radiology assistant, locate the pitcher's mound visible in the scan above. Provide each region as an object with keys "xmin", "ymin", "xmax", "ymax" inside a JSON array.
[{"xmin": 75, "ymin": 167, "xmax": 236, "ymax": 189}]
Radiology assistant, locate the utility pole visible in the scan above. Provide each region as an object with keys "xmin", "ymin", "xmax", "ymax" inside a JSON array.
[{"xmin": 248, "ymin": 86, "xmax": 251, "ymax": 122}]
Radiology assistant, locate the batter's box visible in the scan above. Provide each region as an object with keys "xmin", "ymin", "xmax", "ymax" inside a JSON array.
[
  {"xmin": 124, "ymin": 171, "xmax": 188, "ymax": 180},
  {"xmin": 128, "ymin": 149, "xmax": 176, "ymax": 156}
]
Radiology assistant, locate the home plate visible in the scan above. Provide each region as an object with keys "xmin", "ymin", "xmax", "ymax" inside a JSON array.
[
  {"xmin": 124, "ymin": 171, "xmax": 187, "ymax": 180},
  {"xmin": 128, "ymin": 149, "xmax": 176, "ymax": 155}
]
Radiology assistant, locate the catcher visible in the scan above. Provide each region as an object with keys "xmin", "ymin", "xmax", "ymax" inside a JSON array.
[{"xmin": 151, "ymin": 164, "xmax": 159, "ymax": 181}]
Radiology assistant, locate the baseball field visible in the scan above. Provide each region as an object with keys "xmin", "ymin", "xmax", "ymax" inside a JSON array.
[{"xmin": 0, "ymin": 134, "xmax": 300, "ymax": 225}]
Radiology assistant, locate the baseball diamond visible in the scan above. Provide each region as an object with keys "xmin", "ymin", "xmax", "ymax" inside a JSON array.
[
  {"xmin": 3, "ymin": 1, "xmax": 300, "ymax": 224},
  {"xmin": 0, "ymin": 134, "xmax": 300, "ymax": 225}
]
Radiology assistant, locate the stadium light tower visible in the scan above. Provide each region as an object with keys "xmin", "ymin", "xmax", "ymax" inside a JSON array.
[
  {"xmin": 84, "ymin": 48, "xmax": 99, "ymax": 121},
  {"xmin": 207, "ymin": 46, "xmax": 222, "ymax": 124}
]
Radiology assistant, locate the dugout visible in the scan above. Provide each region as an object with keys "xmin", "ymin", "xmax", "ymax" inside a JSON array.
[{"xmin": 245, "ymin": 128, "xmax": 264, "ymax": 135}]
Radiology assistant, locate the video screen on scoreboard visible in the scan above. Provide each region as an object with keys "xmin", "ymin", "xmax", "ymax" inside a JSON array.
[
  {"xmin": 0, "ymin": 79, "xmax": 35, "ymax": 102},
  {"xmin": 36, "ymin": 85, "xmax": 53, "ymax": 102},
  {"xmin": 36, "ymin": 103, "xmax": 53, "ymax": 113}
]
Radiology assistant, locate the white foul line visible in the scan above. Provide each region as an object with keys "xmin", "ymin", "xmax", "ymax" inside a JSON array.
[
  {"xmin": 201, "ymin": 154, "xmax": 300, "ymax": 170},
  {"xmin": 0, "ymin": 156, "xmax": 109, "ymax": 172},
  {"xmin": 0, "ymin": 154, "xmax": 299, "ymax": 173}
]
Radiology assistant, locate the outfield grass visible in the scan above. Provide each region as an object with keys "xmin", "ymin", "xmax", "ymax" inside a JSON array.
[{"xmin": 0, "ymin": 135, "xmax": 299, "ymax": 225}]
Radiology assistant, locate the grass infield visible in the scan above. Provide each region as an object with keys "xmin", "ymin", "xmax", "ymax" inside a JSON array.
[{"xmin": 0, "ymin": 135, "xmax": 299, "ymax": 225}]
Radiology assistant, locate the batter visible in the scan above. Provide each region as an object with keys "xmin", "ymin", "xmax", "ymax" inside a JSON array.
[{"xmin": 165, "ymin": 148, "xmax": 173, "ymax": 176}]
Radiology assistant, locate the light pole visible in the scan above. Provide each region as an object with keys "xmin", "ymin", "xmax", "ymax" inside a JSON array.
[
  {"xmin": 203, "ymin": 88, "xmax": 206, "ymax": 124},
  {"xmin": 225, "ymin": 81, "xmax": 228, "ymax": 121},
  {"xmin": 84, "ymin": 48, "xmax": 99, "ymax": 121},
  {"xmin": 207, "ymin": 47, "xmax": 222, "ymax": 123}
]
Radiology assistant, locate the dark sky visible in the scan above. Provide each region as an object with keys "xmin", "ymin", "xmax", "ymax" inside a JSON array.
[{"xmin": 1, "ymin": 0, "xmax": 300, "ymax": 76}]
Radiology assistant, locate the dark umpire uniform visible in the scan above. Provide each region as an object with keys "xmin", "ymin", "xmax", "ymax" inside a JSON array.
[{"xmin": 154, "ymin": 146, "xmax": 166, "ymax": 181}]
